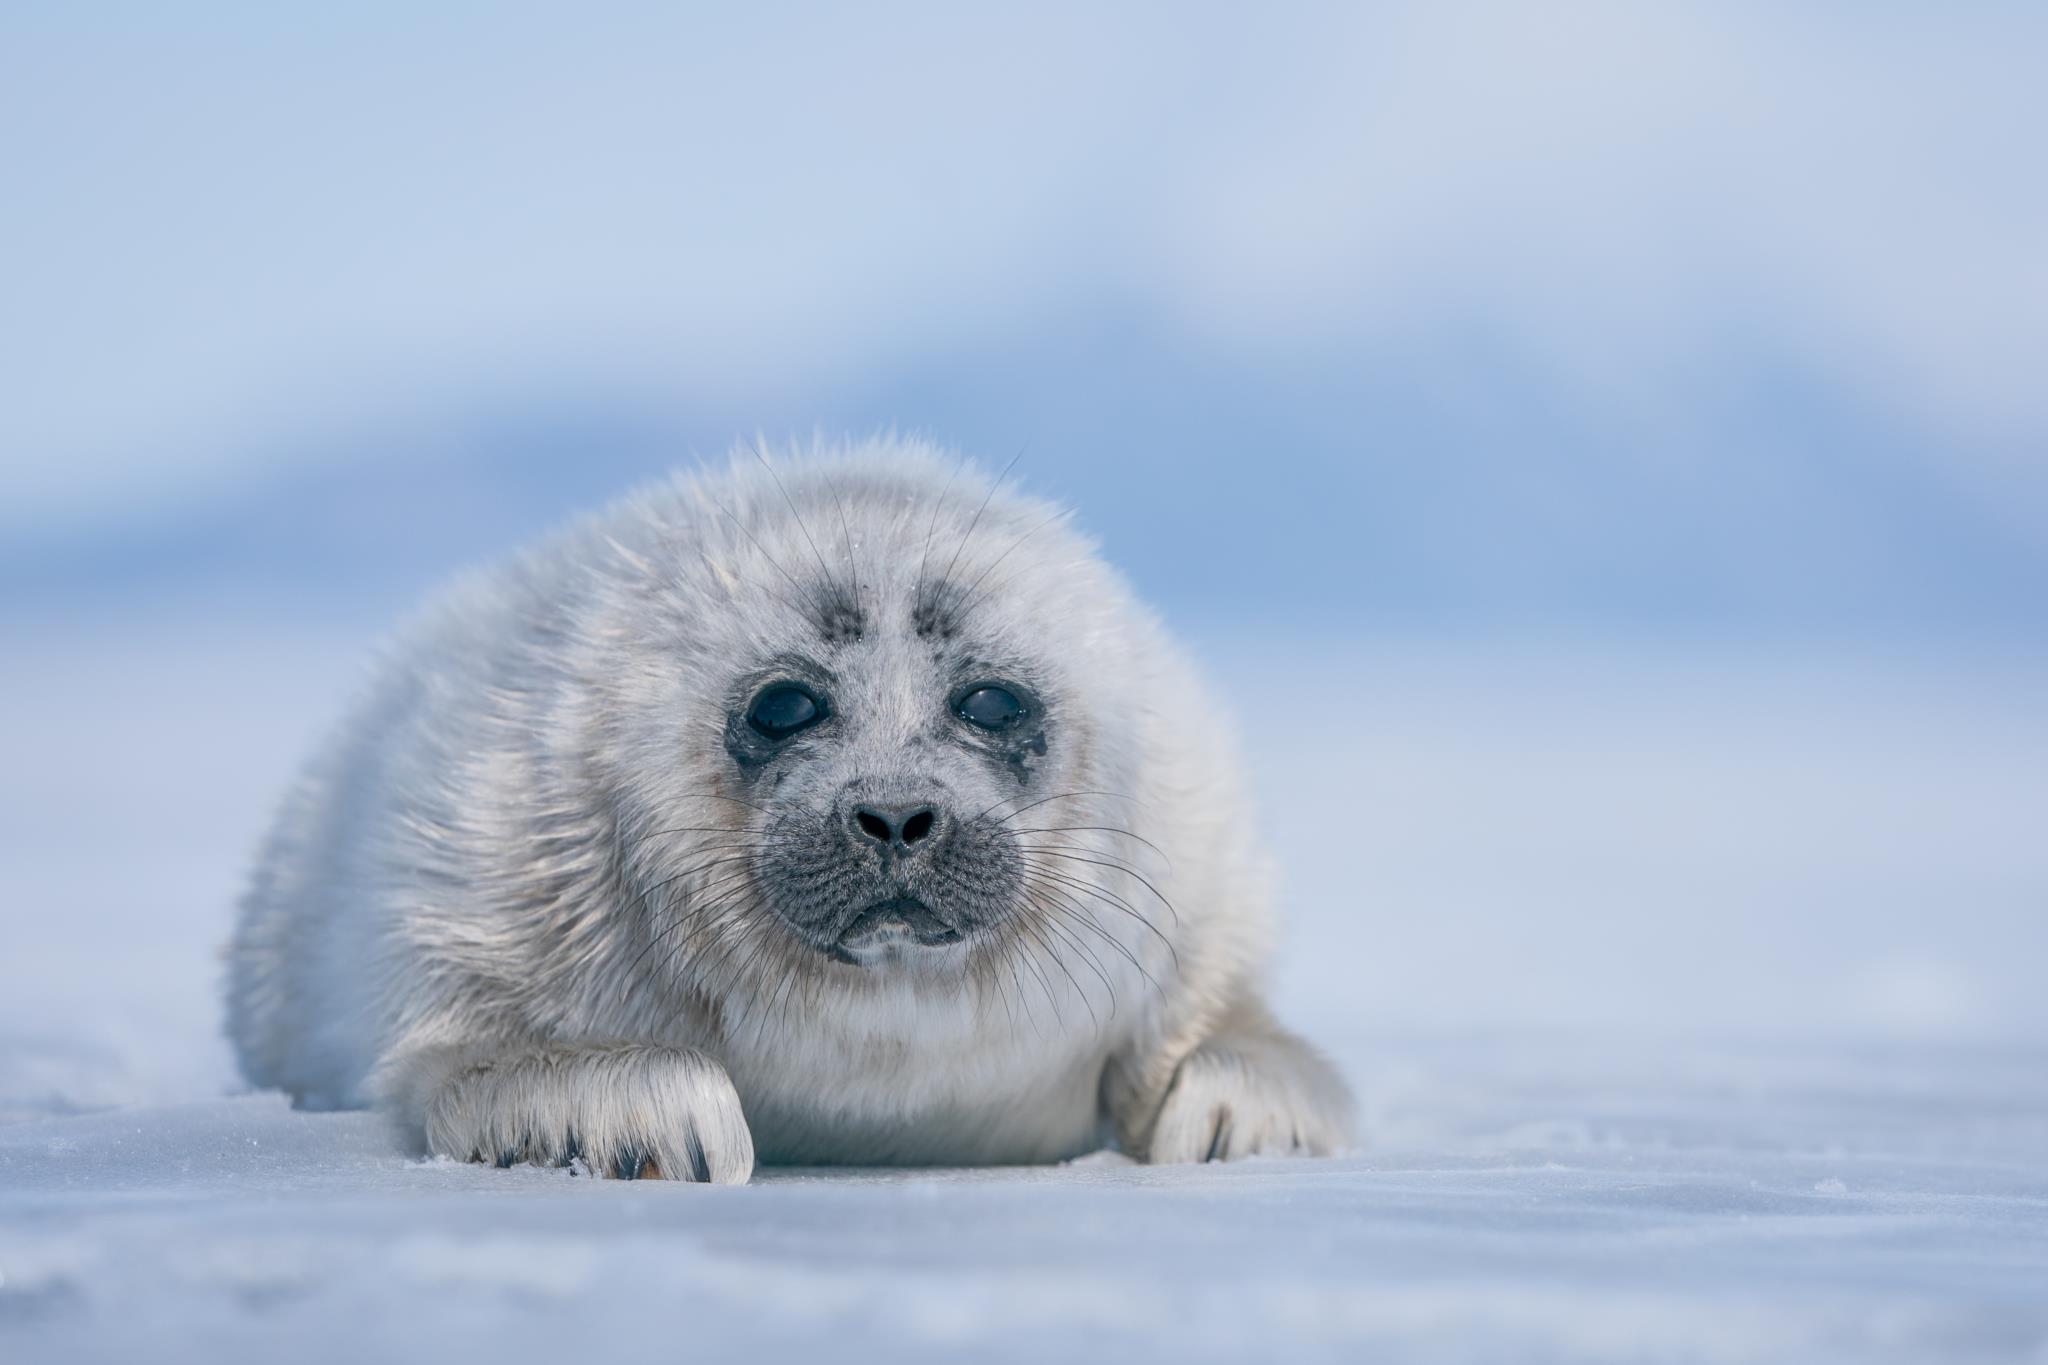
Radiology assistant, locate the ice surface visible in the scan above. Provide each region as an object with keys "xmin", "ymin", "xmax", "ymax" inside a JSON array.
[
  {"xmin": 3, "ymin": 617, "xmax": 2045, "ymax": 1363},
  {"xmin": 4, "ymin": 1040, "xmax": 2044, "ymax": 1365}
]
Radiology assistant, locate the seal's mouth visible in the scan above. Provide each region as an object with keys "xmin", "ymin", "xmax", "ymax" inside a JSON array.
[{"xmin": 830, "ymin": 895, "xmax": 963, "ymax": 962}]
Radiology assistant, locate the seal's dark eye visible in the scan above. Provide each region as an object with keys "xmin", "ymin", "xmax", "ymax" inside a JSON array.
[
  {"xmin": 956, "ymin": 685, "xmax": 1025, "ymax": 731},
  {"xmin": 747, "ymin": 684, "xmax": 823, "ymax": 740}
]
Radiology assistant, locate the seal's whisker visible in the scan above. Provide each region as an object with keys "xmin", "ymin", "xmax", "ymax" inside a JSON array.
[
  {"xmin": 1021, "ymin": 891, "xmax": 1117, "ymax": 1022},
  {"xmin": 972, "ymin": 788, "xmax": 1145, "ymax": 827},
  {"xmin": 689, "ymin": 906, "xmax": 775, "ymax": 1005},
  {"xmin": 1006, "ymin": 945, "xmax": 1045, "ymax": 1043},
  {"xmin": 748, "ymin": 953, "xmax": 794, "ymax": 1042},
  {"xmin": 627, "ymin": 868, "xmax": 763, "ymax": 976},
  {"xmin": 986, "ymin": 928, "xmax": 1044, "ymax": 1042},
  {"xmin": 929, "ymin": 446, "xmax": 1026, "ymax": 614},
  {"xmin": 1007, "ymin": 914, "xmax": 1073, "ymax": 1037},
  {"xmin": 698, "ymin": 552, "xmax": 819, "ymax": 628},
  {"xmin": 1016, "ymin": 855, "xmax": 1154, "ymax": 926},
  {"xmin": 624, "ymin": 862, "xmax": 727, "ymax": 972},
  {"xmin": 1015, "ymin": 842, "xmax": 1158, "ymax": 880},
  {"xmin": 829, "ymin": 478, "xmax": 863, "ymax": 614},
  {"xmin": 766, "ymin": 944, "xmax": 816, "ymax": 1042},
  {"xmin": 751, "ymin": 439, "xmax": 847, "ymax": 615},
  {"xmin": 911, "ymin": 455, "xmax": 967, "ymax": 618},
  {"xmin": 638, "ymin": 858, "xmax": 762, "ymax": 937},
  {"xmin": 1022, "ymin": 896, "xmax": 1105, "ymax": 1030},
  {"xmin": 1017, "ymin": 849, "xmax": 1180, "ymax": 925},
  {"xmin": 1018, "ymin": 872, "xmax": 1167, "ymax": 1000},
  {"xmin": 1010, "ymin": 824, "xmax": 1174, "ymax": 871},
  {"xmin": 647, "ymin": 882, "xmax": 750, "ymax": 982},
  {"xmin": 721, "ymin": 919, "xmax": 797, "ymax": 1039},
  {"xmin": 953, "ymin": 506, "xmax": 1072, "ymax": 619},
  {"xmin": 679, "ymin": 900, "xmax": 761, "ymax": 998},
  {"xmin": 710, "ymin": 494, "xmax": 834, "ymax": 629},
  {"xmin": 1021, "ymin": 863, "xmax": 1180, "ymax": 968},
  {"xmin": 636, "ymin": 852, "xmax": 765, "ymax": 904},
  {"xmin": 974, "ymin": 939, "xmax": 1022, "ymax": 1043}
]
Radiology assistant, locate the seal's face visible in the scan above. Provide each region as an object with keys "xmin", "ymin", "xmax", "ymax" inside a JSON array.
[
  {"xmin": 712, "ymin": 540, "xmax": 1073, "ymax": 965},
  {"xmin": 725, "ymin": 639, "xmax": 1047, "ymax": 962}
]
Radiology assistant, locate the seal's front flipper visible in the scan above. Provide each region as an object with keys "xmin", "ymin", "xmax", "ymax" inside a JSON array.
[{"xmin": 417, "ymin": 1043, "xmax": 753, "ymax": 1183}]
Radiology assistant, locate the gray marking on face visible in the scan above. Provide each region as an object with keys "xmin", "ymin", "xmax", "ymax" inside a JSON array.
[{"xmin": 1004, "ymin": 729, "xmax": 1049, "ymax": 783}]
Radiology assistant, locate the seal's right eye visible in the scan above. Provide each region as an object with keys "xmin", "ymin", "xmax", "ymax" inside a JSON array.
[{"xmin": 746, "ymin": 684, "xmax": 823, "ymax": 740}]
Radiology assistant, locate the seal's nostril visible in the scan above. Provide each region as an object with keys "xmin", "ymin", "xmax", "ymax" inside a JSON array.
[{"xmin": 851, "ymin": 803, "xmax": 941, "ymax": 850}]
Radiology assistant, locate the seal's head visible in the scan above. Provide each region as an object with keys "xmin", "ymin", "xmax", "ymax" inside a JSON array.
[{"xmin": 584, "ymin": 442, "xmax": 1157, "ymax": 1006}]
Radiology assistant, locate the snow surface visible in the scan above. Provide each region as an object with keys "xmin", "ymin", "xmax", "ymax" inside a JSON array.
[
  {"xmin": 3, "ymin": 616, "xmax": 2045, "ymax": 1363},
  {"xmin": 5, "ymin": 1039, "xmax": 2046, "ymax": 1365}
]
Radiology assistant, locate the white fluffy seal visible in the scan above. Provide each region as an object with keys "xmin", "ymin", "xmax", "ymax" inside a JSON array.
[{"xmin": 226, "ymin": 438, "xmax": 1353, "ymax": 1181}]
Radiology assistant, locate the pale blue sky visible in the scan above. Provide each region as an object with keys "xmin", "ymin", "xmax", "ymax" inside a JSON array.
[{"xmin": 3, "ymin": 3, "xmax": 2042, "ymax": 634}]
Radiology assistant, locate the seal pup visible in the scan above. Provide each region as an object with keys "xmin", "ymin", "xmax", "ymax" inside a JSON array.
[{"xmin": 226, "ymin": 438, "xmax": 1353, "ymax": 1181}]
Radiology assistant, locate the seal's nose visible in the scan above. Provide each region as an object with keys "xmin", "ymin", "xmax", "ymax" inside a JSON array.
[{"xmin": 851, "ymin": 803, "xmax": 942, "ymax": 852}]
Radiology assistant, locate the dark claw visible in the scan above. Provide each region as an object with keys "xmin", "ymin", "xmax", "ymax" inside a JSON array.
[
  {"xmin": 495, "ymin": 1149, "xmax": 519, "ymax": 1169},
  {"xmin": 682, "ymin": 1130, "xmax": 710, "ymax": 1183},
  {"xmin": 1203, "ymin": 1104, "xmax": 1234, "ymax": 1163}
]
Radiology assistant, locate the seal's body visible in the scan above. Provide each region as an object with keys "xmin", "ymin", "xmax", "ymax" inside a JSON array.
[{"xmin": 226, "ymin": 441, "xmax": 1352, "ymax": 1181}]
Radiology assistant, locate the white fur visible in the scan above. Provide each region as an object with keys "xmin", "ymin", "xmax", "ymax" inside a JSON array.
[{"xmin": 225, "ymin": 437, "xmax": 1353, "ymax": 1179}]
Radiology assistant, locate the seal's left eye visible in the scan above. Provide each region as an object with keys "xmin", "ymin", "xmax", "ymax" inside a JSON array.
[
  {"xmin": 747, "ymin": 684, "xmax": 823, "ymax": 740},
  {"xmin": 956, "ymin": 685, "xmax": 1025, "ymax": 731}
]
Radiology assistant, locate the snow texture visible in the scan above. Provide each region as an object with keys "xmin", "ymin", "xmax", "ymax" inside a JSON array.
[{"xmin": 3, "ymin": 617, "xmax": 2045, "ymax": 1363}]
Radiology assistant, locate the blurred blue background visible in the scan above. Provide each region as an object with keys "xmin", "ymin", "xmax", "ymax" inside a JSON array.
[
  {"xmin": 6, "ymin": 3, "xmax": 2043, "ymax": 634},
  {"xmin": 2, "ymin": 4, "xmax": 2044, "ymax": 1097}
]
